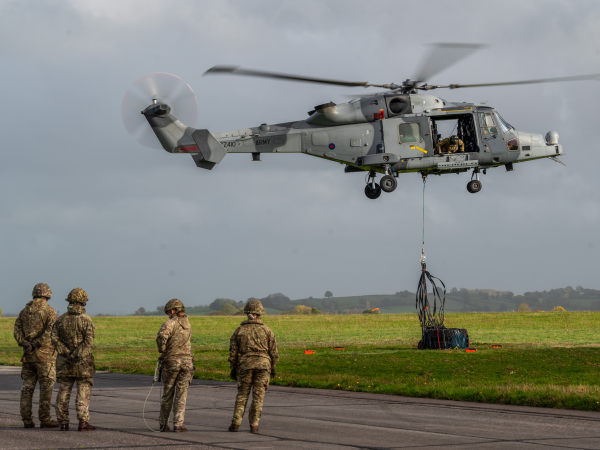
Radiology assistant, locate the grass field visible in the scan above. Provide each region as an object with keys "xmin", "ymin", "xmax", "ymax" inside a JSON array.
[{"xmin": 1, "ymin": 312, "xmax": 599, "ymax": 411}]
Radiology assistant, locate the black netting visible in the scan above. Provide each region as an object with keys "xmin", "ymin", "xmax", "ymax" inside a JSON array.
[
  {"xmin": 415, "ymin": 263, "xmax": 469, "ymax": 350},
  {"xmin": 415, "ymin": 265, "xmax": 446, "ymax": 333},
  {"xmin": 417, "ymin": 327, "xmax": 470, "ymax": 349}
]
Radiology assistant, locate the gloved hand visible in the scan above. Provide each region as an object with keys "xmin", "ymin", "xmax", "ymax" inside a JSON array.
[
  {"xmin": 22, "ymin": 342, "xmax": 33, "ymax": 354},
  {"xmin": 270, "ymin": 368, "xmax": 276, "ymax": 379},
  {"xmin": 66, "ymin": 351, "xmax": 80, "ymax": 364},
  {"xmin": 230, "ymin": 368, "xmax": 237, "ymax": 381}
]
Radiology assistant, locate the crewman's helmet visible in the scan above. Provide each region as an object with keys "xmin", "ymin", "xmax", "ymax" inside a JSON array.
[
  {"xmin": 244, "ymin": 299, "xmax": 265, "ymax": 315},
  {"xmin": 450, "ymin": 135, "xmax": 459, "ymax": 144},
  {"xmin": 164, "ymin": 298, "xmax": 185, "ymax": 315},
  {"xmin": 66, "ymin": 288, "xmax": 88, "ymax": 304},
  {"xmin": 32, "ymin": 283, "xmax": 52, "ymax": 299}
]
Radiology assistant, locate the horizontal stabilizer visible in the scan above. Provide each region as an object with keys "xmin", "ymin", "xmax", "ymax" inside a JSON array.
[
  {"xmin": 192, "ymin": 129, "xmax": 227, "ymax": 164},
  {"xmin": 190, "ymin": 153, "xmax": 216, "ymax": 170}
]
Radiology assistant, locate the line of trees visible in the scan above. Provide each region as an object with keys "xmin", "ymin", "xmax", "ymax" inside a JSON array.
[
  {"xmin": 448, "ymin": 286, "xmax": 600, "ymax": 311},
  {"xmin": 130, "ymin": 286, "xmax": 600, "ymax": 316}
]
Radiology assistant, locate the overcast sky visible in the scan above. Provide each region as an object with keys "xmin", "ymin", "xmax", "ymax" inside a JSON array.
[{"xmin": 1, "ymin": 0, "xmax": 599, "ymax": 315}]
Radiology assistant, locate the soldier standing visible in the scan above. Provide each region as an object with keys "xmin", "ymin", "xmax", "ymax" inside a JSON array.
[
  {"xmin": 13, "ymin": 283, "xmax": 60, "ymax": 429},
  {"xmin": 228, "ymin": 299, "xmax": 278, "ymax": 434},
  {"xmin": 156, "ymin": 299, "xmax": 194, "ymax": 432},
  {"xmin": 51, "ymin": 288, "xmax": 96, "ymax": 431}
]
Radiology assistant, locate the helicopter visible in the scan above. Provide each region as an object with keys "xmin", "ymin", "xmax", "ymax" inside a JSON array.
[{"xmin": 122, "ymin": 44, "xmax": 599, "ymax": 199}]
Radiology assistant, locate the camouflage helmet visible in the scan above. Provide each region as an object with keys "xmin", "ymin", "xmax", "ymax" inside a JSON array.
[
  {"xmin": 244, "ymin": 299, "xmax": 265, "ymax": 315},
  {"xmin": 66, "ymin": 288, "xmax": 88, "ymax": 304},
  {"xmin": 32, "ymin": 283, "xmax": 52, "ymax": 299},
  {"xmin": 164, "ymin": 298, "xmax": 185, "ymax": 315},
  {"xmin": 450, "ymin": 135, "xmax": 460, "ymax": 144}
]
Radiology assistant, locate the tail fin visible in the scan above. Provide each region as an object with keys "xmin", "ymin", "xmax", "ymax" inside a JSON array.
[{"xmin": 142, "ymin": 102, "xmax": 227, "ymax": 170}]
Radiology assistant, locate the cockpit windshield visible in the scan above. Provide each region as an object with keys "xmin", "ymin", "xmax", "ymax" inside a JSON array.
[{"xmin": 495, "ymin": 112, "xmax": 513, "ymax": 133}]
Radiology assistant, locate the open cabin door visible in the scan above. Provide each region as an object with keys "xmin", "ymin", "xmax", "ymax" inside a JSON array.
[{"xmin": 382, "ymin": 116, "xmax": 434, "ymax": 159}]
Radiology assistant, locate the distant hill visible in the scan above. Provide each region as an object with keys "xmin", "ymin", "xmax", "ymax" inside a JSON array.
[
  {"xmin": 129, "ymin": 286, "xmax": 600, "ymax": 316},
  {"xmin": 286, "ymin": 286, "xmax": 600, "ymax": 314}
]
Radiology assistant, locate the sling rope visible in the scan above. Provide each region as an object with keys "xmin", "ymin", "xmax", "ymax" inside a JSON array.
[{"xmin": 422, "ymin": 174, "xmax": 425, "ymax": 246}]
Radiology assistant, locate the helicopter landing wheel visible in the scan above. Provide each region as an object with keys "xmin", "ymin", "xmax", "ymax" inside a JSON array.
[
  {"xmin": 380, "ymin": 175, "xmax": 397, "ymax": 193},
  {"xmin": 467, "ymin": 179, "xmax": 482, "ymax": 193},
  {"xmin": 364, "ymin": 183, "xmax": 382, "ymax": 200}
]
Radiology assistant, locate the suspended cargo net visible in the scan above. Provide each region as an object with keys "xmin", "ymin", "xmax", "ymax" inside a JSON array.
[
  {"xmin": 415, "ymin": 174, "xmax": 469, "ymax": 350},
  {"xmin": 415, "ymin": 256, "xmax": 446, "ymax": 331}
]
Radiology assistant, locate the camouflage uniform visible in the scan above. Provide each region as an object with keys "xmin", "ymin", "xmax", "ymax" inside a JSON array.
[
  {"xmin": 51, "ymin": 288, "xmax": 96, "ymax": 425},
  {"xmin": 229, "ymin": 300, "xmax": 278, "ymax": 428},
  {"xmin": 157, "ymin": 299, "xmax": 193, "ymax": 428},
  {"xmin": 13, "ymin": 283, "xmax": 58, "ymax": 425},
  {"xmin": 436, "ymin": 135, "xmax": 465, "ymax": 153}
]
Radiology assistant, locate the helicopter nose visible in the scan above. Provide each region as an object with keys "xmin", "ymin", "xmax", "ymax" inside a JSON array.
[
  {"xmin": 544, "ymin": 131, "xmax": 562, "ymax": 156},
  {"xmin": 545, "ymin": 131, "xmax": 559, "ymax": 145}
]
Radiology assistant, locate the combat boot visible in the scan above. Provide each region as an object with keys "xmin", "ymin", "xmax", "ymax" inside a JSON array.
[
  {"xmin": 78, "ymin": 421, "xmax": 96, "ymax": 431},
  {"xmin": 228, "ymin": 424, "xmax": 239, "ymax": 432},
  {"xmin": 160, "ymin": 424, "xmax": 170, "ymax": 432},
  {"xmin": 173, "ymin": 425, "xmax": 187, "ymax": 432},
  {"xmin": 23, "ymin": 421, "xmax": 35, "ymax": 428},
  {"xmin": 250, "ymin": 425, "xmax": 259, "ymax": 434},
  {"xmin": 60, "ymin": 424, "xmax": 69, "ymax": 431},
  {"xmin": 41, "ymin": 420, "xmax": 60, "ymax": 428}
]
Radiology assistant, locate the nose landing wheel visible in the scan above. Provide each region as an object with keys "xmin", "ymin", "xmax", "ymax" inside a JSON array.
[
  {"xmin": 467, "ymin": 168, "xmax": 483, "ymax": 193},
  {"xmin": 467, "ymin": 179, "xmax": 482, "ymax": 193}
]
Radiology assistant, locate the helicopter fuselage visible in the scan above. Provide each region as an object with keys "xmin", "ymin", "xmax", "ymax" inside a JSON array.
[{"xmin": 142, "ymin": 93, "xmax": 563, "ymax": 195}]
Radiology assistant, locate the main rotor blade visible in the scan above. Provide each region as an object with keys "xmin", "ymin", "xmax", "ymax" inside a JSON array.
[
  {"xmin": 204, "ymin": 65, "xmax": 399, "ymax": 89},
  {"xmin": 413, "ymin": 43, "xmax": 487, "ymax": 84},
  {"xmin": 448, "ymin": 73, "xmax": 600, "ymax": 89}
]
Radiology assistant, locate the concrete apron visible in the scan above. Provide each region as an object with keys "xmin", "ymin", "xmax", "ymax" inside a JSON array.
[{"xmin": 1, "ymin": 368, "xmax": 599, "ymax": 449}]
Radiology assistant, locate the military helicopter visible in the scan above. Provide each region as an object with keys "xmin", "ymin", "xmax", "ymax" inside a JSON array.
[{"xmin": 122, "ymin": 44, "xmax": 599, "ymax": 199}]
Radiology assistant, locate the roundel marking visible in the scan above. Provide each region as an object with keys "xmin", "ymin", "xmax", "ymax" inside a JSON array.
[{"xmin": 329, "ymin": 143, "xmax": 335, "ymax": 150}]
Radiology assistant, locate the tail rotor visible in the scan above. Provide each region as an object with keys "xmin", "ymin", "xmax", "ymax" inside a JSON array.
[{"xmin": 121, "ymin": 73, "xmax": 198, "ymax": 149}]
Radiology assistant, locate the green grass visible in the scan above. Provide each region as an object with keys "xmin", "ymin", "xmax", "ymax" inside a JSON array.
[{"xmin": 1, "ymin": 312, "xmax": 599, "ymax": 411}]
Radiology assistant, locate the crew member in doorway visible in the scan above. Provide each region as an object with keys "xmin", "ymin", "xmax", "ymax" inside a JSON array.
[{"xmin": 436, "ymin": 135, "xmax": 465, "ymax": 153}]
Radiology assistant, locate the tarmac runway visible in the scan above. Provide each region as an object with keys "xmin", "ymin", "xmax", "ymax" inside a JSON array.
[{"xmin": 1, "ymin": 366, "xmax": 599, "ymax": 450}]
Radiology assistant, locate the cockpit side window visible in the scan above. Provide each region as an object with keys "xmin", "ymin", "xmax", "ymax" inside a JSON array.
[
  {"xmin": 479, "ymin": 112, "xmax": 498, "ymax": 135},
  {"xmin": 495, "ymin": 112, "xmax": 513, "ymax": 134}
]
